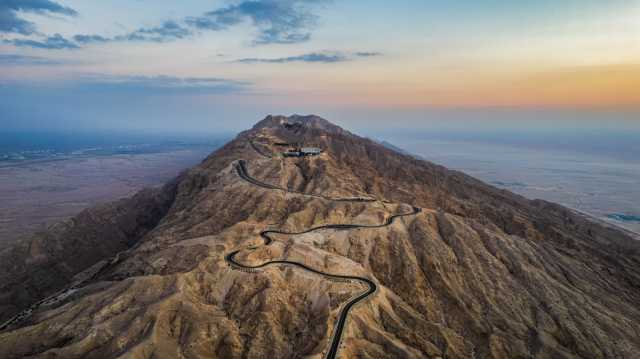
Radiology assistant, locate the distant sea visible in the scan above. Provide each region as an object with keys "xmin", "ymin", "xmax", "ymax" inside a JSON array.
[{"xmin": 381, "ymin": 129, "xmax": 640, "ymax": 235}]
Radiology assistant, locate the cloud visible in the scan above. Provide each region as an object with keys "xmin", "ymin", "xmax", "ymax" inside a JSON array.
[
  {"xmin": 187, "ymin": 0, "xmax": 328, "ymax": 44},
  {"xmin": 5, "ymin": 33, "xmax": 79, "ymax": 49},
  {"xmin": 355, "ymin": 51, "xmax": 382, "ymax": 57},
  {"xmin": 0, "ymin": 0, "xmax": 77, "ymax": 35},
  {"xmin": 73, "ymin": 21, "xmax": 191, "ymax": 45},
  {"xmin": 74, "ymin": 75, "xmax": 251, "ymax": 95},
  {"xmin": 115, "ymin": 21, "xmax": 192, "ymax": 43},
  {"xmin": 4, "ymin": 0, "xmax": 328, "ymax": 50},
  {"xmin": 73, "ymin": 34, "xmax": 109, "ymax": 44},
  {"xmin": 235, "ymin": 51, "xmax": 382, "ymax": 64},
  {"xmin": 237, "ymin": 52, "xmax": 346, "ymax": 63},
  {"xmin": 0, "ymin": 53, "xmax": 65, "ymax": 65}
]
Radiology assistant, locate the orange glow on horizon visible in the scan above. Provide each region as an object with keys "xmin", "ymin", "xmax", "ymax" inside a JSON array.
[{"xmin": 266, "ymin": 63, "xmax": 640, "ymax": 109}]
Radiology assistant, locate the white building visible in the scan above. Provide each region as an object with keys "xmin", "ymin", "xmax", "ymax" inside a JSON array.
[{"xmin": 300, "ymin": 147, "xmax": 321, "ymax": 155}]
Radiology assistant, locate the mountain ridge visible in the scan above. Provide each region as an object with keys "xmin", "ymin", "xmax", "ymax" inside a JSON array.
[{"xmin": 1, "ymin": 115, "xmax": 639, "ymax": 358}]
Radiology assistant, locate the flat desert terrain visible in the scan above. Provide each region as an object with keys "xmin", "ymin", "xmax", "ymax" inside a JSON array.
[{"xmin": 0, "ymin": 144, "xmax": 222, "ymax": 246}]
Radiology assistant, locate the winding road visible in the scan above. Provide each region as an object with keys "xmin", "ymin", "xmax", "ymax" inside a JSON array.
[
  {"xmin": 237, "ymin": 159, "xmax": 375, "ymax": 203},
  {"xmin": 249, "ymin": 140, "xmax": 273, "ymax": 159},
  {"xmin": 227, "ymin": 147, "xmax": 421, "ymax": 359},
  {"xmin": 1, "ymin": 139, "xmax": 422, "ymax": 359}
]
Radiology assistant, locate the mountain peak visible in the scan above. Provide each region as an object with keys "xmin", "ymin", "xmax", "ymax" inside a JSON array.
[{"xmin": 252, "ymin": 114, "xmax": 349, "ymax": 135}]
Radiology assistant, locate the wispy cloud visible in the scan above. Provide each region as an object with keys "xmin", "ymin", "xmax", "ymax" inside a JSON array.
[
  {"xmin": 187, "ymin": 0, "xmax": 328, "ymax": 44},
  {"xmin": 355, "ymin": 51, "xmax": 382, "ymax": 57},
  {"xmin": 114, "ymin": 21, "xmax": 192, "ymax": 43},
  {"xmin": 72, "ymin": 34, "xmax": 109, "ymax": 45},
  {"xmin": 235, "ymin": 50, "xmax": 382, "ymax": 64},
  {"xmin": 4, "ymin": 34, "xmax": 79, "ymax": 49},
  {"xmin": 73, "ymin": 21, "xmax": 192, "ymax": 45},
  {"xmin": 0, "ymin": 54, "xmax": 66, "ymax": 65},
  {"xmin": 5, "ymin": 0, "xmax": 329, "ymax": 50},
  {"xmin": 237, "ymin": 52, "xmax": 346, "ymax": 64},
  {"xmin": 74, "ymin": 75, "xmax": 251, "ymax": 95},
  {"xmin": 8, "ymin": 20, "xmax": 192, "ymax": 50},
  {"xmin": 0, "ymin": 0, "xmax": 77, "ymax": 35},
  {"xmin": 71, "ymin": 0, "xmax": 328, "ymax": 48}
]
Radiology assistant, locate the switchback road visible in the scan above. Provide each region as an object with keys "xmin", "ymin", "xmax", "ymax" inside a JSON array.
[{"xmin": 227, "ymin": 152, "xmax": 421, "ymax": 359}]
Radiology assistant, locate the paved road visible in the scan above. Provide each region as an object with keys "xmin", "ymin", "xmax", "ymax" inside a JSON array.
[
  {"xmin": 249, "ymin": 140, "xmax": 273, "ymax": 159},
  {"xmin": 237, "ymin": 159, "xmax": 375, "ymax": 203},
  {"xmin": 227, "ymin": 155, "xmax": 421, "ymax": 359},
  {"xmin": 1, "ymin": 140, "xmax": 421, "ymax": 359}
]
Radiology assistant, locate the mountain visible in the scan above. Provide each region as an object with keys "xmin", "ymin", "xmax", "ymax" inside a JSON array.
[
  {"xmin": 1, "ymin": 115, "xmax": 639, "ymax": 358},
  {"xmin": 379, "ymin": 140, "xmax": 412, "ymax": 156}
]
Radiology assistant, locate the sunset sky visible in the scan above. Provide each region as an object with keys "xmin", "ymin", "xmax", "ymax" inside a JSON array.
[{"xmin": 1, "ymin": 0, "xmax": 638, "ymax": 132}]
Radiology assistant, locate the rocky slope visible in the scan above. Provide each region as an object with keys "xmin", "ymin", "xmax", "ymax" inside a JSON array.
[
  {"xmin": 1, "ymin": 114, "xmax": 639, "ymax": 358},
  {"xmin": 0, "ymin": 182, "xmax": 179, "ymax": 326}
]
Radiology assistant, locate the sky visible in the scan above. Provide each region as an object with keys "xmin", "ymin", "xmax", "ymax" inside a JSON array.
[{"xmin": 0, "ymin": 0, "xmax": 639, "ymax": 134}]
